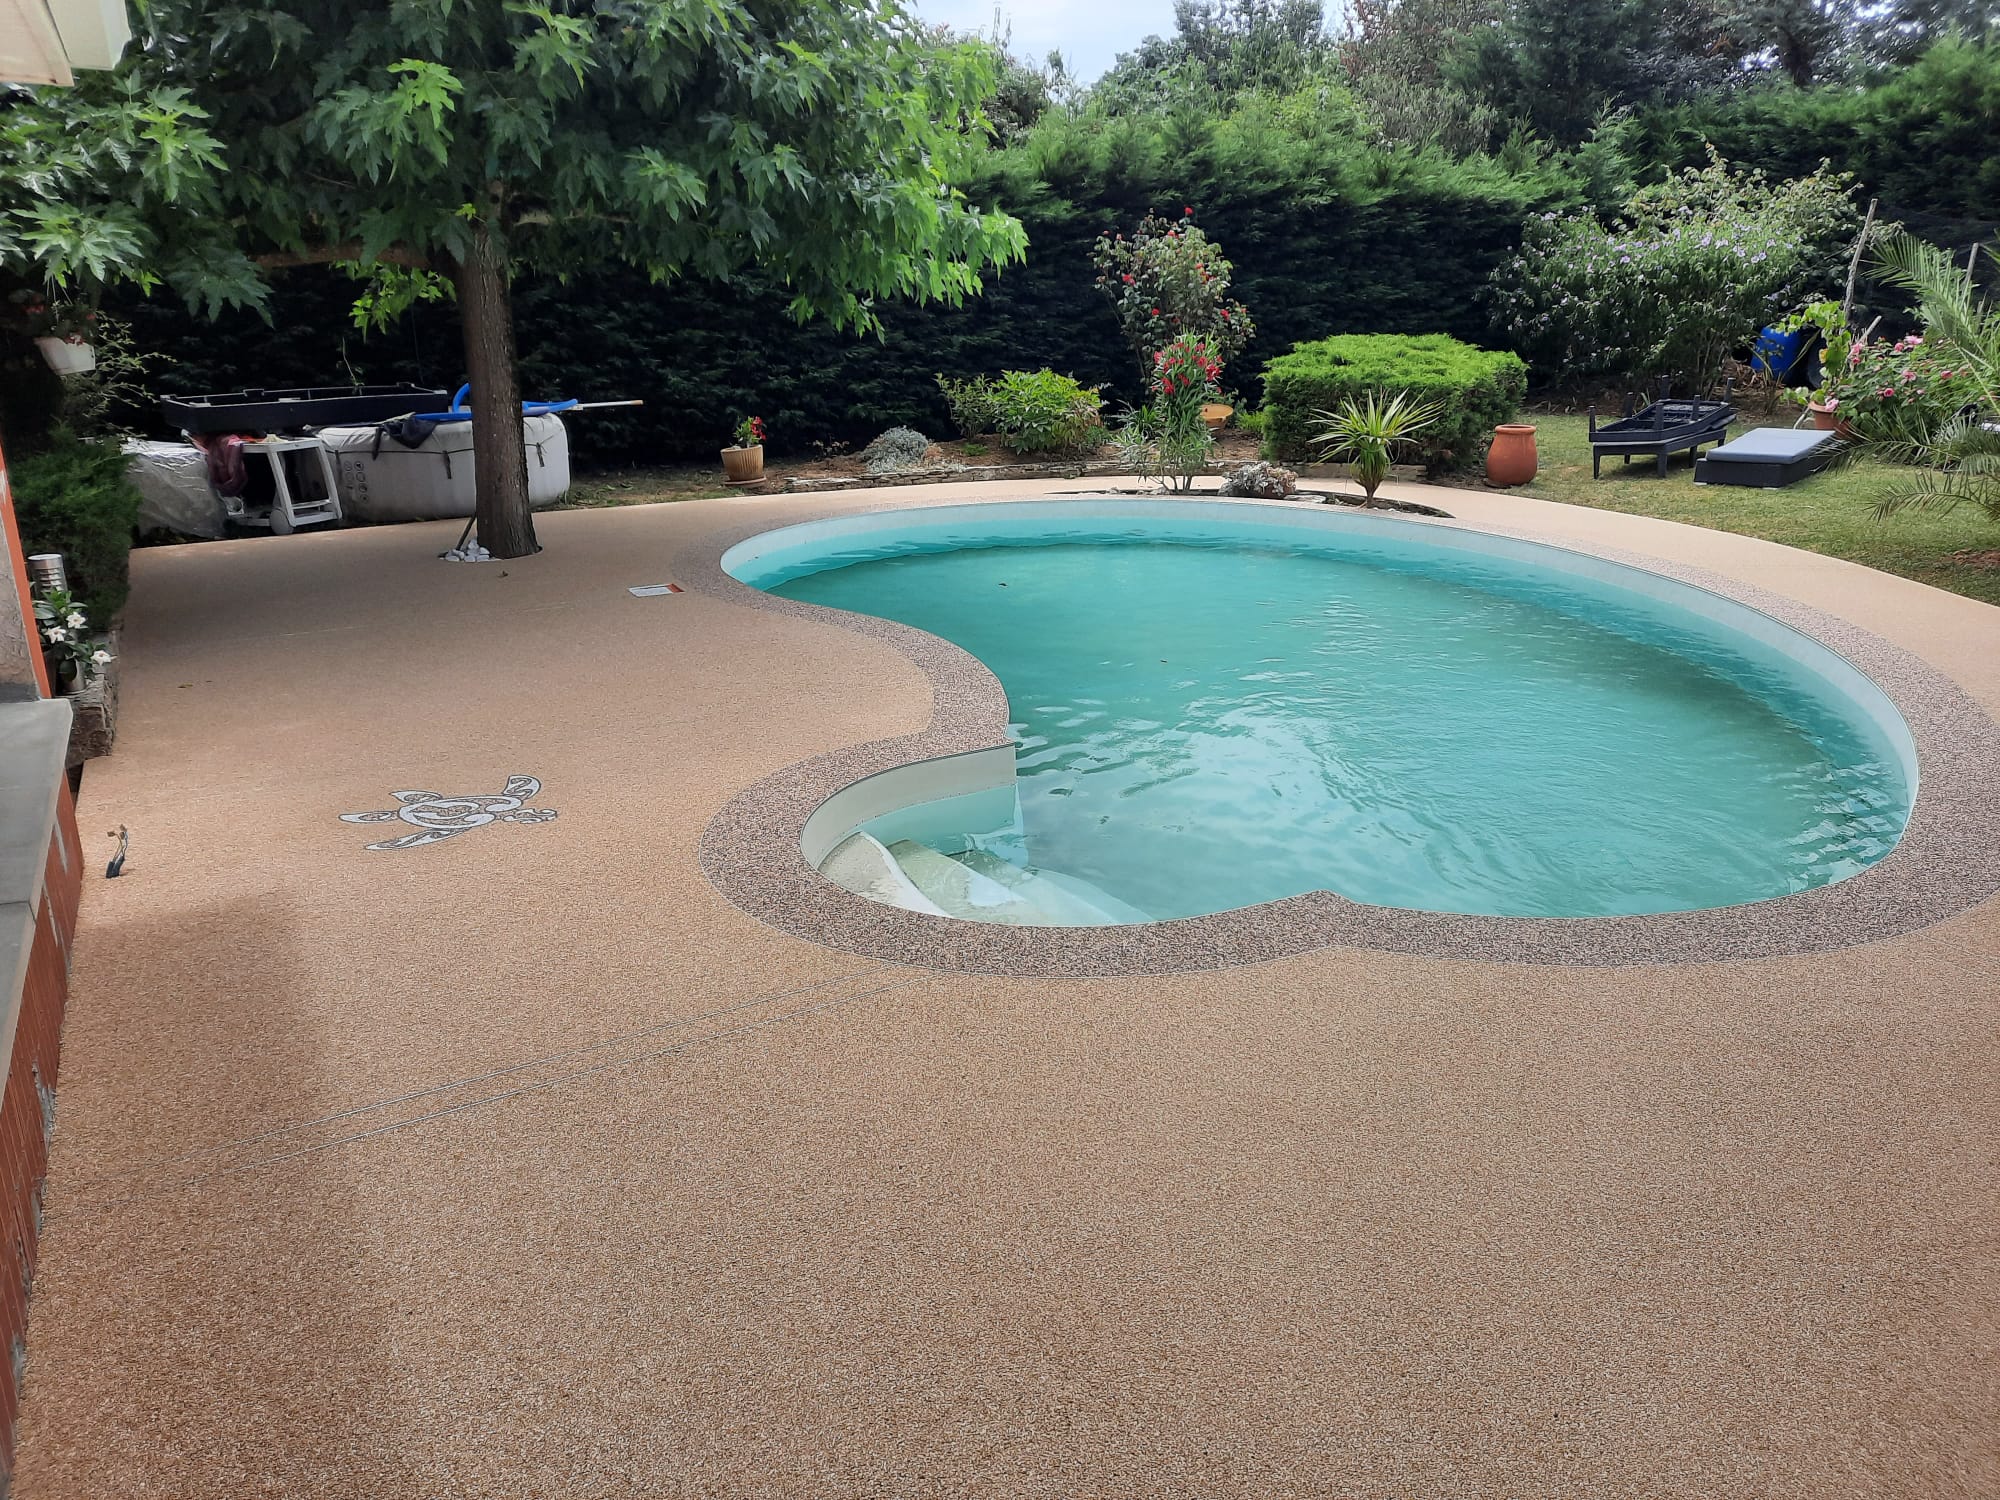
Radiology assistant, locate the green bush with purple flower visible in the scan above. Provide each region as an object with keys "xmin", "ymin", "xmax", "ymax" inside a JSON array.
[{"xmin": 1490, "ymin": 152, "xmax": 1861, "ymax": 394}]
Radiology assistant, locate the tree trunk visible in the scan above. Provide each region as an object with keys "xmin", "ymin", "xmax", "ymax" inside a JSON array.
[{"xmin": 452, "ymin": 223, "xmax": 538, "ymax": 558}]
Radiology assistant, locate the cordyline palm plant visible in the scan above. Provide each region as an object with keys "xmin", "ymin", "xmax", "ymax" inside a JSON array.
[
  {"xmin": 1865, "ymin": 231, "xmax": 2000, "ymax": 523},
  {"xmin": 1312, "ymin": 390, "xmax": 1446, "ymax": 505}
]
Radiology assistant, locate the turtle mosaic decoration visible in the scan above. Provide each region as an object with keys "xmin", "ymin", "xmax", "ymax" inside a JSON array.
[{"xmin": 341, "ymin": 774, "xmax": 558, "ymax": 851}]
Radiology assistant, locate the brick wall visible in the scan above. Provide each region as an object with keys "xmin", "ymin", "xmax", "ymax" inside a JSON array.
[{"xmin": 0, "ymin": 779, "xmax": 81, "ymax": 1490}]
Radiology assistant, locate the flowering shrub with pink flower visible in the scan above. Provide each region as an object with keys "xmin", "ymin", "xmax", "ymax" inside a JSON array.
[
  {"xmin": 1152, "ymin": 334, "xmax": 1222, "ymax": 429},
  {"xmin": 1861, "ymin": 232, "xmax": 2000, "ymax": 525},
  {"xmin": 1819, "ymin": 333, "xmax": 1976, "ymax": 441},
  {"xmin": 1489, "ymin": 153, "xmax": 1860, "ymax": 393},
  {"xmin": 1111, "ymin": 334, "xmax": 1222, "ymax": 492},
  {"xmin": 1091, "ymin": 210, "xmax": 1254, "ymax": 382}
]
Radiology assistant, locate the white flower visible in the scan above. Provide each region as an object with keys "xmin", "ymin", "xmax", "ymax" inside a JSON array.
[
  {"xmin": 45, "ymin": 627, "xmax": 68, "ymax": 644},
  {"xmin": 65, "ymin": 611, "xmax": 86, "ymax": 629},
  {"xmin": 90, "ymin": 650, "xmax": 113, "ymax": 666}
]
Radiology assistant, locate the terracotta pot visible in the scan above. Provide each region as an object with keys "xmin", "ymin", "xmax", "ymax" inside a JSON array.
[
  {"xmin": 1201, "ymin": 402, "xmax": 1233, "ymax": 432},
  {"xmin": 1485, "ymin": 423, "xmax": 1538, "ymax": 486},
  {"xmin": 1807, "ymin": 401, "xmax": 1855, "ymax": 439},
  {"xmin": 720, "ymin": 443, "xmax": 765, "ymax": 483}
]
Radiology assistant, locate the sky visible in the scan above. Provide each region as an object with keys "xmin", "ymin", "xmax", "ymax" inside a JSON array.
[{"xmin": 911, "ymin": 0, "xmax": 1179, "ymax": 82}]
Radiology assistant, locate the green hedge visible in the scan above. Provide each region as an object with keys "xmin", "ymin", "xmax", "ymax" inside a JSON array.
[
  {"xmin": 1629, "ymin": 38, "xmax": 2000, "ymax": 244},
  {"xmin": 9, "ymin": 432, "xmax": 142, "ymax": 621},
  {"xmin": 110, "ymin": 103, "xmax": 1574, "ymax": 465},
  {"xmin": 1260, "ymin": 333, "xmax": 1527, "ymax": 470},
  {"xmin": 46, "ymin": 49, "xmax": 2000, "ymax": 470}
]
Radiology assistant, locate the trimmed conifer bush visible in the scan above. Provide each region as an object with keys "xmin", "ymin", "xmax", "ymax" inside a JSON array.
[
  {"xmin": 9, "ymin": 432, "xmax": 143, "ymax": 620},
  {"xmin": 1260, "ymin": 333, "xmax": 1527, "ymax": 471}
]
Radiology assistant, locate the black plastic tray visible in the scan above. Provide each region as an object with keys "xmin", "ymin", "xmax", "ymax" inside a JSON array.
[
  {"xmin": 159, "ymin": 384, "xmax": 450, "ymax": 434},
  {"xmin": 1591, "ymin": 400, "xmax": 1734, "ymax": 445}
]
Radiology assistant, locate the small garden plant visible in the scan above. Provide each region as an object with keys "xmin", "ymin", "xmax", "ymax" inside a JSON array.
[
  {"xmin": 1092, "ymin": 209, "xmax": 1254, "ymax": 382},
  {"xmin": 1261, "ymin": 333, "xmax": 1524, "ymax": 471},
  {"xmin": 33, "ymin": 586, "xmax": 112, "ymax": 686},
  {"xmin": 1313, "ymin": 391, "xmax": 1445, "ymax": 505},
  {"xmin": 936, "ymin": 374, "xmax": 1000, "ymax": 438},
  {"xmin": 1774, "ymin": 300, "xmax": 1857, "ymax": 415},
  {"xmin": 860, "ymin": 426, "xmax": 934, "ymax": 474},
  {"xmin": 1113, "ymin": 335, "xmax": 1222, "ymax": 492},
  {"xmin": 935, "ymin": 370, "xmax": 1102, "ymax": 455},
  {"xmin": 730, "ymin": 415, "xmax": 766, "ymax": 449}
]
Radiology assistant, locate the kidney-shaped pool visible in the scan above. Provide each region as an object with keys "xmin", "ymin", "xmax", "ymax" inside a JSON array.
[{"xmin": 723, "ymin": 500, "xmax": 1916, "ymax": 925}]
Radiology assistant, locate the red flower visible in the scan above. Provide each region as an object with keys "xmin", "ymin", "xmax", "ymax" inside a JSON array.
[
  {"xmin": 1162, "ymin": 378, "xmax": 1175, "ymax": 393},
  {"xmin": 1183, "ymin": 206, "xmax": 1193, "ymax": 216},
  {"xmin": 1121, "ymin": 273, "xmax": 1133, "ymax": 284},
  {"xmin": 1151, "ymin": 307, "xmax": 1161, "ymax": 316}
]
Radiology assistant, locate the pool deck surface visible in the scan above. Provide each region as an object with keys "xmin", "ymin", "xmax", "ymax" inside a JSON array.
[{"xmin": 15, "ymin": 479, "xmax": 2000, "ymax": 1498}]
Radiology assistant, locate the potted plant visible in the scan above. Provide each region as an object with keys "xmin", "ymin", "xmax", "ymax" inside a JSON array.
[
  {"xmin": 32, "ymin": 587, "xmax": 112, "ymax": 695},
  {"xmin": 721, "ymin": 415, "xmax": 766, "ymax": 482},
  {"xmin": 1312, "ymin": 390, "xmax": 1445, "ymax": 506},
  {"xmin": 1775, "ymin": 301, "xmax": 1856, "ymax": 436},
  {"xmin": 11, "ymin": 291, "xmax": 100, "ymax": 374}
]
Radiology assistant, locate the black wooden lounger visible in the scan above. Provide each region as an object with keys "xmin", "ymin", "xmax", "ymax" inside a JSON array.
[{"xmin": 1588, "ymin": 393, "xmax": 1735, "ymax": 478}]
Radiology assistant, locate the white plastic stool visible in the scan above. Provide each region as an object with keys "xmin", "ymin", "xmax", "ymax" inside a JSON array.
[{"xmin": 229, "ymin": 438, "xmax": 343, "ymax": 534}]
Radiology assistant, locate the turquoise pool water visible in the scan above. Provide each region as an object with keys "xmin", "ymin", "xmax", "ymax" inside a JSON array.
[{"xmin": 732, "ymin": 502, "xmax": 1912, "ymax": 921}]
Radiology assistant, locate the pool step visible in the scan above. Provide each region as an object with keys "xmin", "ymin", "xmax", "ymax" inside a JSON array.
[
  {"xmin": 948, "ymin": 849, "xmax": 1153, "ymax": 925},
  {"xmin": 818, "ymin": 832, "xmax": 947, "ymax": 917},
  {"xmin": 885, "ymin": 841, "xmax": 1145, "ymax": 927}
]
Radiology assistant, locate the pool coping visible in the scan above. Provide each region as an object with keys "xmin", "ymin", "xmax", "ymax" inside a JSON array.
[{"xmin": 678, "ymin": 491, "xmax": 2000, "ymax": 975}]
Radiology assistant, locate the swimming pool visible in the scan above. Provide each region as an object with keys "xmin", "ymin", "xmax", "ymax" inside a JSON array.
[{"xmin": 723, "ymin": 500, "xmax": 1915, "ymax": 925}]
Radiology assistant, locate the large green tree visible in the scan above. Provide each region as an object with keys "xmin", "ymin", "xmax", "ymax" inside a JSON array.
[
  {"xmin": 1097, "ymin": 0, "xmax": 1339, "ymax": 108},
  {"xmin": 16, "ymin": 1, "xmax": 1025, "ymax": 557}
]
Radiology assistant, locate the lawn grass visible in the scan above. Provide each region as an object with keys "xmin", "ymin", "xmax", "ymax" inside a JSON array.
[
  {"xmin": 1508, "ymin": 413, "xmax": 2000, "ymax": 607},
  {"xmin": 553, "ymin": 414, "xmax": 2000, "ymax": 608},
  {"xmin": 560, "ymin": 470, "xmax": 735, "ymax": 508}
]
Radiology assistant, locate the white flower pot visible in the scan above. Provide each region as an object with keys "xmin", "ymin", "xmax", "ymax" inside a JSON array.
[{"xmin": 35, "ymin": 337, "xmax": 96, "ymax": 375}]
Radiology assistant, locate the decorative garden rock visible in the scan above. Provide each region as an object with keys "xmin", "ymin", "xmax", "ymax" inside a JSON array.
[{"xmin": 1218, "ymin": 461, "xmax": 1298, "ymax": 499}]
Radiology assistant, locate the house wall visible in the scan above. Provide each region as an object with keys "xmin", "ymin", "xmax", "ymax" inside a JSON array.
[
  {"xmin": 0, "ymin": 783, "xmax": 80, "ymax": 1489},
  {"xmin": 0, "ymin": 439, "xmax": 83, "ymax": 1488}
]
